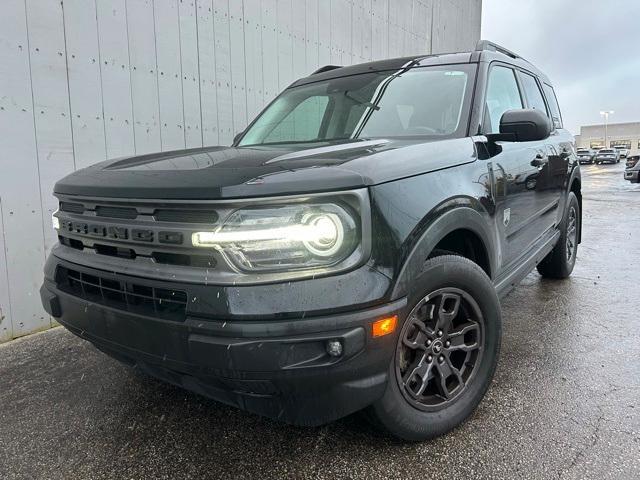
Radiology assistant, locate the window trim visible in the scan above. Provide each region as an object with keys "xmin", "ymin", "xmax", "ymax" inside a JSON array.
[
  {"xmin": 480, "ymin": 61, "xmax": 525, "ymax": 135},
  {"xmin": 541, "ymin": 82, "xmax": 563, "ymax": 130},
  {"xmin": 516, "ymin": 70, "xmax": 550, "ymax": 117}
]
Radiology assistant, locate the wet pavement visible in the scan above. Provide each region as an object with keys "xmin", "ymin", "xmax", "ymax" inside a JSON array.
[{"xmin": 1, "ymin": 162, "xmax": 639, "ymax": 480}]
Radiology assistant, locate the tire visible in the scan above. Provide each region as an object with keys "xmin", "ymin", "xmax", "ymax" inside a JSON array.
[
  {"xmin": 368, "ymin": 255, "xmax": 501, "ymax": 441},
  {"xmin": 536, "ymin": 191, "xmax": 580, "ymax": 279}
]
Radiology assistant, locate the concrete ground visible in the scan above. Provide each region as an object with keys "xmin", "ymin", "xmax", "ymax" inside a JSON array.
[{"xmin": 1, "ymin": 162, "xmax": 639, "ymax": 480}]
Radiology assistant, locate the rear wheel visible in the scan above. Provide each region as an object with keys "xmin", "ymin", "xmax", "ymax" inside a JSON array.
[
  {"xmin": 537, "ymin": 192, "xmax": 579, "ymax": 279},
  {"xmin": 368, "ymin": 255, "xmax": 501, "ymax": 441}
]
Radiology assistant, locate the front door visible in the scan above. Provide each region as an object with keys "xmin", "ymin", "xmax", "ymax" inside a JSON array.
[{"xmin": 483, "ymin": 64, "xmax": 557, "ymax": 270}]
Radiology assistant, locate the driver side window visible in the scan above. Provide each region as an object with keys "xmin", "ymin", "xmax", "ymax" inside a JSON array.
[{"xmin": 484, "ymin": 66, "xmax": 523, "ymax": 134}]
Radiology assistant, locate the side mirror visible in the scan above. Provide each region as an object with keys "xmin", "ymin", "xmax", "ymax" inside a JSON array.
[{"xmin": 499, "ymin": 109, "xmax": 552, "ymax": 142}]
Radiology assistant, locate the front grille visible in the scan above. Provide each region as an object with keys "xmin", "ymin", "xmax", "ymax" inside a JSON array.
[
  {"xmin": 55, "ymin": 266, "xmax": 187, "ymax": 321},
  {"xmin": 60, "ymin": 202, "xmax": 85, "ymax": 214},
  {"xmin": 95, "ymin": 205, "xmax": 138, "ymax": 219},
  {"xmin": 154, "ymin": 209, "xmax": 218, "ymax": 224},
  {"xmin": 55, "ymin": 195, "xmax": 228, "ymax": 273},
  {"xmin": 58, "ymin": 236, "xmax": 217, "ymax": 267}
]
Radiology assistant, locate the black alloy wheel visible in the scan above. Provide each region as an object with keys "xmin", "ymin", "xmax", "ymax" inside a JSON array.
[
  {"xmin": 537, "ymin": 191, "xmax": 580, "ymax": 279},
  {"xmin": 565, "ymin": 205, "xmax": 578, "ymax": 263},
  {"xmin": 368, "ymin": 255, "xmax": 501, "ymax": 441},
  {"xmin": 396, "ymin": 288, "xmax": 484, "ymax": 410}
]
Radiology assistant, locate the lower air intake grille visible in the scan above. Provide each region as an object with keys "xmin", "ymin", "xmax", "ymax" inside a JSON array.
[{"xmin": 55, "ymin": 266, "xmax": 187, "ymax": 321}]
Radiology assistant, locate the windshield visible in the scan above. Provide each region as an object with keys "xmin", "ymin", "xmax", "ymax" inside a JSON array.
[{"xmin": 238, "ymin": 65, "xmax": 475, "ymax": 147}]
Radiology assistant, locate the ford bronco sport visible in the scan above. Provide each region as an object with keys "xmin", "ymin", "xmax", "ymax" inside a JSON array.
[{"xmin": 41, "ymin": 40, "xmax": 581, "ymax": 441}]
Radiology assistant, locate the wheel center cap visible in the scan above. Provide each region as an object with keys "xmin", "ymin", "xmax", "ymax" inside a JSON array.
[{"xmin": 432, "ymin": 340, "xmax": 443, "ymax": 354}]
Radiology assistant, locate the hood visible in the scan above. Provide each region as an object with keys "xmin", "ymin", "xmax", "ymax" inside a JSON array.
[{"xmin": 54, "ymin": 137, "xmax": 476, "ymax": 199}]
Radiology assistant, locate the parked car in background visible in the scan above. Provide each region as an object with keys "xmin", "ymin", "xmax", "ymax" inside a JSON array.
[
  {"xmin": 595, "ymin": 148, "xmax": 620, "ymax": 164},
  {"xmin": 624, "ymin": 155, "xmax": 640, "ymax": 183},
  {"xmin": 613, "ymin": 146, "xmax": 629, "ymax": 158},
  {"xmin": 576, "ymin": 148, "xmax": 597, "ymax": 164}
]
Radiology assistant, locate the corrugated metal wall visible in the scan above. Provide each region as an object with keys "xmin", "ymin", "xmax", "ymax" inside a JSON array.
[{"xmin": 0, "ymin": 0, "xmax": 482, "ymax": 343}]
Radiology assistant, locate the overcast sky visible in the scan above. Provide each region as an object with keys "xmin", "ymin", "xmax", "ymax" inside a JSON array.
[{"xmin": 481, "ymin": 0, "xmax": 640, "ymax": 135}]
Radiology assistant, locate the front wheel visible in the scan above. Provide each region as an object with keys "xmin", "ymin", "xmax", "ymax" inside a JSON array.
[
  {"xmin": 368, "ymin": 255, "xmax": 501, "ymax": 441},
  {"xmin": 537, "ymin": 191, "xmax": 580, "ymax": 279}
]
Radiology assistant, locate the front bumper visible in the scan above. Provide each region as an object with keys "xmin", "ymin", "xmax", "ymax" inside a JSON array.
[
  {"xmin": 41, "ymin": 256, "xmax": 406, "ymax": 426},
  {"xmin": 624, "ymin": 170, "xmax": 639, "ymax": 183}
]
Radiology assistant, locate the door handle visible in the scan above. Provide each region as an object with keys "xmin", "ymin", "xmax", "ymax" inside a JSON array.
[{"xmin": 531, "ymin": 154, "xmax": 548, "ymax": 167}]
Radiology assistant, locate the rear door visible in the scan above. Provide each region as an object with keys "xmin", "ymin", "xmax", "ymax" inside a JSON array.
[
  {"xmin": 482, "ymin": 64, "xmax": 556, "ymax": 270},
  {"xmin": 540, "ymin": 82, "xmax": 572, "ymax": 224},
  {"xmin": 516, "ymin": 70, "xmax": 560, "ymax": 231}
]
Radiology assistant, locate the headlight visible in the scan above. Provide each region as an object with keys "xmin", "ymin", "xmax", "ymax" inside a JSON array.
[
  {"xmin": 52, "ymin": 210, "xmax": 60, "ymax": 230},
  {"xmin": 192, "ymin": 203, "xmax": 359, "ymax": 273}
]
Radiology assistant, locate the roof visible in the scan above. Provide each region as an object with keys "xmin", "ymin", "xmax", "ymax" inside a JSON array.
[
  {"xmin": 290, "ymin": 40, "xmax": 552, "ymax": 88},
  {"xmin": 290, "ymin": 52, "xmax": 473, "ymax": 87}
]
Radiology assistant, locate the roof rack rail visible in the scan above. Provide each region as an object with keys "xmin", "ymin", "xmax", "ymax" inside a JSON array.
[
  {"xmin": 475, "ymin": 40, "xmax": 521, "ymax": 60},
  {"xmin": 311, "ymin": 65, "xmax": 342, "ymax": 75}
]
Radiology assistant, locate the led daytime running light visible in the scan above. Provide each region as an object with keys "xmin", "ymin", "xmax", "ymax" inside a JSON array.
[{"xmin": 192, "ymin": 212, "xmax": 344, "ymax": 258}]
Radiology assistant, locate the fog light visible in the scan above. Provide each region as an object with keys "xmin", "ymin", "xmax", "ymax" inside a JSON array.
[{"xmin": 326, "ymin": 339, "xmax": 343, "ymax": 357}]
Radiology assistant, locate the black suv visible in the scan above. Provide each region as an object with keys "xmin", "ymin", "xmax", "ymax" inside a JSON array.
[{"xmin": 40, "ymin": 40, "xmax": 581, "ymax": 441}]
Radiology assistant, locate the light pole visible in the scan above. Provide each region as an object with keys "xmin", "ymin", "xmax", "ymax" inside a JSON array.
[{"xmin": 600, "ymin": 110, "xmax": 614, "ymax": 148}]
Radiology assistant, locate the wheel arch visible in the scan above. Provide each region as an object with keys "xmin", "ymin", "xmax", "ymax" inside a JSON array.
[
  {"xmin": 569, "ymin": 170, "xmax": 582, "ymax": 243},
  {"xmin": 390, "ymin": 206, "xmax": 498, "ymax": 300}
]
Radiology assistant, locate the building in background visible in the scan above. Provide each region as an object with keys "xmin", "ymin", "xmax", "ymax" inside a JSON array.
[
  {"xmin": 576, "ymin": 122, "xmax": 640, "ymax": 154},
  {"xmin": 0, "ymin": 0, "xmax": 482, "ymax": 342}
]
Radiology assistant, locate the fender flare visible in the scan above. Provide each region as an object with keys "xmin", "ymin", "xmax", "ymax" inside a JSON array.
[
  {"xmin": 390, "ymin": 206, "xmax": 498, "ymax": 300},
  {"xmin": 567, "ymin": 165, "xmax": 583, "ymax": 243}
]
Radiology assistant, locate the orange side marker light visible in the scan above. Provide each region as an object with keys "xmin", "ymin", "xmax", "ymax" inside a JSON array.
[{"xmin": 372, "ymin": 315, "xmax": 398, "ymax": 338}]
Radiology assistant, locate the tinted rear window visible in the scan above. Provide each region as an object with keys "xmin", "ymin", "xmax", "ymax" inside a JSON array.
[
  {"xmin": 520, "ymin": 72, "xmax": 548, "ymax": 114},
  {"xmin": 542, "ymin": 84, "xmax": 562, "ymax": 129}
]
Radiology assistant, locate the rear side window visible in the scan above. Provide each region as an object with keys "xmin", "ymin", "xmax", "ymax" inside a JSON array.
[
  {"xmin": 542, "ymin": 83, "xmax": 563, "ymax": 129},
  {"xmin": 484, "ymin": 66, "xmax": 523, "ymax": 134},
  {"xmin": 520, "ymin": 72, "xmax": 548, "ymax": 115}
]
